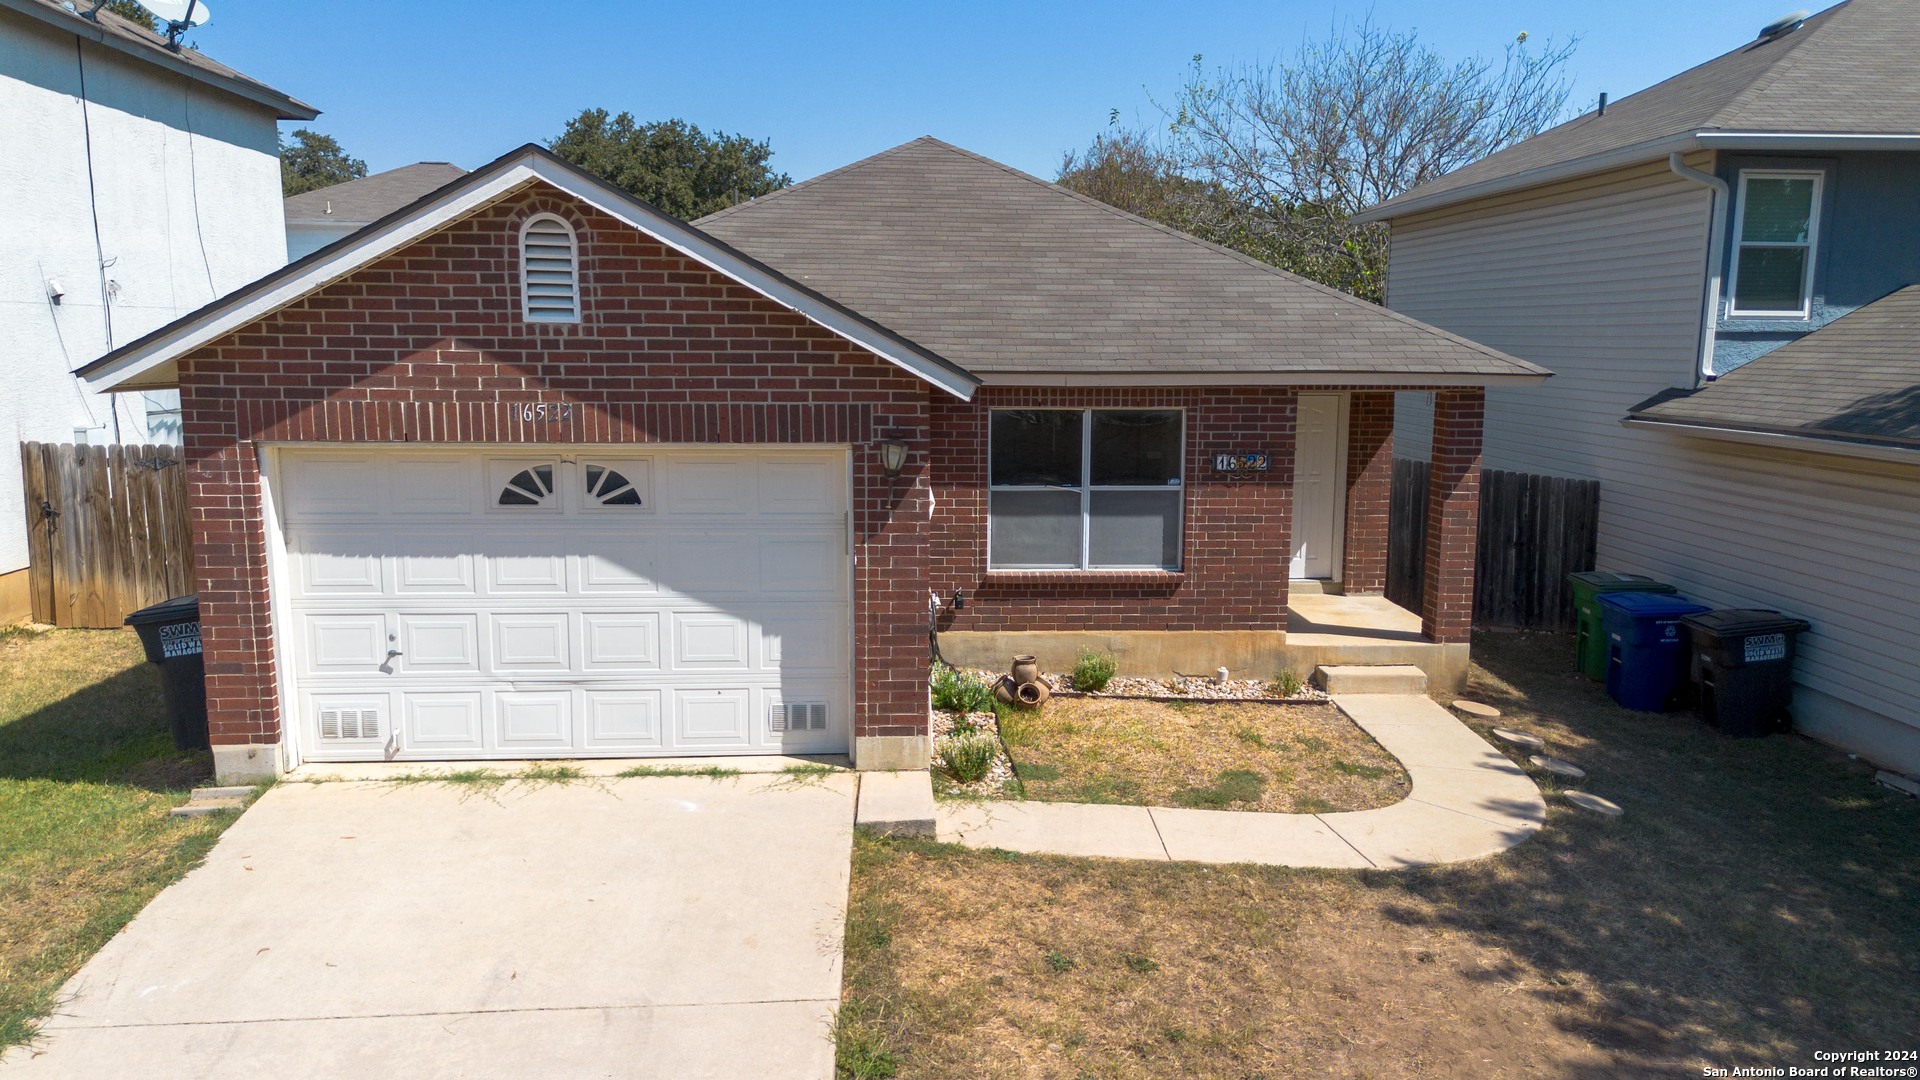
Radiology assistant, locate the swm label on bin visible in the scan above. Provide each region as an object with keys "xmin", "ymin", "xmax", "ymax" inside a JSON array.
[
  {"xmin": 159, "ymin": 622, "xmax": 202, "ymax": 659},
  {"xmin": 1744, "ymin": 633, "xmax": 1786, "ymax": 663}
]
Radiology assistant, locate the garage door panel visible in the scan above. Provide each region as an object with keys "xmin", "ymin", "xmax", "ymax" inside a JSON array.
[
  {"xmin": 398, "ymin": 615, "xmax": 479, "ymax": 672},
  {"xmin": 578, "ymin": 536, "xmax": 660, "ymax": 594},
  {"xmin": 392, "ymin": 539, "xmax": 477, "ymax": 594},
  {"xmin": 304, "ymin": 615, "xmax": 388, "ymax": 672},
  {"xmin": 296, "ymin": 548, "xmax": 385, "ymax": 595},
  {"xmin": 486, "ymin": 548, "xmax": 570, "ymax": 593},
  {"xmin": 405, "ymin": 693, "xmax": 485, "ymax": 750},
  {"xmin": 761, "ymin": 609, "xmax": 848, "ymax": 672},
  {"xmin": 666, "ymin": 457, "xmax": 755, "ymax": 515},
  {"xmin": 491, "ymin": 614, "xmax": 572, "ymax": 671},
  {"xmin": 758, "ymin": 459, "xmax": 842, "ymax": 515},
  {"xmin": 674, "ymin": 688, "xmax": 753, "ymax": 748},
  {"xmin": 584, "ymin": 690, "xmax": 664, "ymax": 749},
  {"xmin": 759, "ymin": 533, "xmax": 846, "ymax": 594},
  {"xmin": 389, "ymin": 458, "xmax": 477, "ymax": 515},
  {"xmin": 282, "ymin": 455, "xmax": 384, "ymax": 521},
  {"xmin": 662, "ymin": 533, "xmax": 756, "ymax": 594},
  {"xmin": 496, "ymin": 691, "xmax": 573, "ymax": 748},
  {"xmin": 671, "ymin": 613, "xmax": 751, "ymax": 671},
  {"xmin": 582, "ymin": 614, "xmax": 660, "ymax": 671}
]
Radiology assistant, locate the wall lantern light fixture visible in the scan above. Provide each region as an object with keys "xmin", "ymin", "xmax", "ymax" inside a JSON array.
[{"xmin": 877, "ymin": 438, "xmax": 911, "ymax": 476}]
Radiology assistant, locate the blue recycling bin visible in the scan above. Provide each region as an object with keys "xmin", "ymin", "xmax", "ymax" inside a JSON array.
[{"xmin": 1597, "ymin": 592, "xmax": 1711, "ymax": 712}]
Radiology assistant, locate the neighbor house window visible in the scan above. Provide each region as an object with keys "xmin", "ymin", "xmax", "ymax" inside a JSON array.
[
  {"xmin": 988, "ymin": 409, "xmax": 1183, "ymax": 570},
  {"xmin": 1727, "ymin": 170, "xmax": 1822, "ymax": 317},
  {"xmin": 519, "ymin": 214, "xmax": 580, "ymax": 323}
]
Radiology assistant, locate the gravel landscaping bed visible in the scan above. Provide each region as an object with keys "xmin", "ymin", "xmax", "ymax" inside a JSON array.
[
  {"xmin": 1041, "ymin": 671, "xmax": 1330, "ymax": 703},
  {"xmin": 929, "ymin": 707, "xmax": 1019, "ymax": 798}
]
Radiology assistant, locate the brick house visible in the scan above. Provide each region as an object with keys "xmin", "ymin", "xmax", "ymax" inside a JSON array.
[{"xmin": 79, "ymin": 139, "xmax": 1544, "ymax": 780}]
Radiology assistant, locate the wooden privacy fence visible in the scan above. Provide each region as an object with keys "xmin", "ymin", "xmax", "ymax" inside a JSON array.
[
  {"xmin": 21, "ymin": 442, "xmax": 195, "ymax": 628},
  {"xmin": 1387, "ymin": 460, "xmax": 1600, "ymax": 631}
]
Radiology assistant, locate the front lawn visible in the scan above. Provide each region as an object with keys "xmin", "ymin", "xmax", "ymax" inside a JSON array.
[
  {"xmin": 0, "ymin": 627, "xmax": 235, "ymax": 1050},
  {"xmin": 842, "ymin": 631, "xmax": 1920, "ymax": 1078},
  {"xmin": 997, "ymin": 696, "xmax": 1408, "ymax": 813}
]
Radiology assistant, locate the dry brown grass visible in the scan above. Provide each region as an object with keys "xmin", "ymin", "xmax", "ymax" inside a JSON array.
[
  {"xmin": 997, "ymin": 697, "xmax": 1407, "ymax": 813},
  {"xmin": 840, "ymin": 632, "xmax": 1920, "ymax": 1079}
]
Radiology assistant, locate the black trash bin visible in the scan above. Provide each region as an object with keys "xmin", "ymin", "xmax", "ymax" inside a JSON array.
[
  {"xmin": 124, "ymin": 595, "xmax": 209, "ymax": 751},
  {"xmin": 1680, "ymin": 609, "xmax": 1811, "ymax": 737}
]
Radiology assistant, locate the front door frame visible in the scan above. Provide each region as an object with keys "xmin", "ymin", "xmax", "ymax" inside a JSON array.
[{"xmin": 1291, "ymin": 391, "xmax": 1350, "ymax": 583}]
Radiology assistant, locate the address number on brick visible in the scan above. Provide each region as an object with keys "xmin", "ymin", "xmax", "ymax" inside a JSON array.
[
  {"xmin": 517, "ymin": 402, "xmax": 574, "ymax": 423},
  {"xmin": 1213, "ymin": 453, "xmax": 1270, "ymax": 472}
]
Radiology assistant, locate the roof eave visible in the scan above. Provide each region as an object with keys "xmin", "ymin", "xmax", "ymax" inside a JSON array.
[
  {"xmin": 980, "ymin": 370, "xmax": 1550, "ymax": 388},
  {"xmin": 1622, "ymin": 415, "xmax": 1920, "ymax": 466},
  {"xmin": 2, "ymin": 0, "xmax": 318, "ymax": 120},
  {"xmin": 1359, "ymin": 131, "xmax": 1920, "ymax": 223},
  {"xmin": 78, "ymin": 147, "xmax": 980, "ymax": 401}
]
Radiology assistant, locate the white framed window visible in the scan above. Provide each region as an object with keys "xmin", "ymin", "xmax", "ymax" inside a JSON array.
[
  {"xmin": 987, "ymin": 408, "xmax": 1184, "ymax": 571},
  {"xmin": 519, "ymin": 214, "xmax": 580, "ymax": 323},
  {"xmin": 1727, "ymin": 170, "xmax": 1822, "ymax": 317}
]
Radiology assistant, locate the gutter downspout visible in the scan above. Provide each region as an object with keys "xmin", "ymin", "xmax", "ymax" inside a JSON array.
[{"xmin": 1668, "ymin": 152, "xmax": 1727, "ymax": 386}]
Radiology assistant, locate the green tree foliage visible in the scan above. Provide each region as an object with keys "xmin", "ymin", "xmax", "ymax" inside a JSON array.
[
  {"xmin": 280, "ymin": 129, "xmax": 368, "ymax": 197},
  {"xmin": 1062, "ymin": 24, "xmax": 1576, "ymax": 302},
  {"xmin": 547, "ymin": 111, "xmax": 790, "ymax": 220},
  {"xmin": 99, "ymin": 0, "xmax": 158, "ymax": 32}
]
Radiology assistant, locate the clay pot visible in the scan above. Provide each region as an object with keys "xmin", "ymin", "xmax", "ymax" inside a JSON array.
[
  {"xmin": 1010, "ymin": 655, "xmax": 1039, "ymax": 685},
  {"xmin": 993, "ymin": 675, "xmax": 1018, "ymax": 705},
  {"xmin": 1015, "ymin": 680, "xmax": 1050, "ymax": 707}
]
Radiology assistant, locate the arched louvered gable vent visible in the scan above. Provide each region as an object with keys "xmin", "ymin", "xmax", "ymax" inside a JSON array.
[{"xmin": 520, "ymin": 214, "xmax": 580, "ymax": 323}]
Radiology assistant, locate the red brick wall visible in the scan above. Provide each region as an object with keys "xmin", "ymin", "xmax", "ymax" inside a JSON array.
[
  {"xmin": 1422, "ymin": 389, "xmax": 1485, "ymax": 644},
  {"xmin": 929, "ymin": 387, "xmax": 1297, "ymax": 633},
  {"xmin": 177, "ymin": 186, "xmax": 932, "ymax": 749},
  {"xmin": 1342, "ymin": 392, "xmax": 1395, "ymax": 594}
]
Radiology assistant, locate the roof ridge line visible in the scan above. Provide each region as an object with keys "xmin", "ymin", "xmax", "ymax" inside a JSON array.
[
  {"xmin": 909, "ymin": 140, "xmax": 1536, "ymax": 371},
  {"xmin": 694, "ymin": 136, "xmax": 942, "ymax": 224}
]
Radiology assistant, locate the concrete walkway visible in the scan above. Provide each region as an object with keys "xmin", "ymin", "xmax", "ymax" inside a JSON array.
[
  {"xmin": 936, "ymin": 694, "xmax": 1544, "ymax": 869},
  {"xmin": 3, "ymin": 773, "xmax": 857, "ymax": 1079}
]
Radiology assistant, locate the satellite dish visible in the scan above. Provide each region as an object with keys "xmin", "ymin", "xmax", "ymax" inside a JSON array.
[{"xmin": 144, "ymin": 0, "xmax": 211, "ymax": 28}]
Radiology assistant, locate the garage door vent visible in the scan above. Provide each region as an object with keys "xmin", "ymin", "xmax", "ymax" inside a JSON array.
[
  {"xmin": 770, "ymin": 701, "xmax": 826, "ymax": 733},
  {"xmin": 319, "ymin": 707, "xmax": 381, "ymax": 741}
]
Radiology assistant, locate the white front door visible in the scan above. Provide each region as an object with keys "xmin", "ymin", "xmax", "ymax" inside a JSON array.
[
  {"xmin": 269, "ymin": 447, "xmax": 852, "ymax": 762},
  {"xmin": 1291, "ymin": 393, "xmax": 1346, "ymax": 580}
]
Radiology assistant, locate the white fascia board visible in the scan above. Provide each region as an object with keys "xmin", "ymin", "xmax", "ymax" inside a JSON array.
[
  {"xmin": 83, "ymin": 154, "xmax": 979, "ymax": 401},
  {"xmin": 1622, "ymin": 416, "xmax": 1920, "ymax": 467},
  {"xmin": 981, "ymin": 371, "xmax": 1551, "ymax": 388},
  {"xmin": 1357, "ymin": 130, "xmax": 1920, "ymax": 224}
]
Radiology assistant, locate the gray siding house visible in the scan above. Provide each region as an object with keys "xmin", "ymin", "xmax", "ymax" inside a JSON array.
[{"xmin": 1360, "ymin": 0, "xmax": 1920, "ymax": 776}]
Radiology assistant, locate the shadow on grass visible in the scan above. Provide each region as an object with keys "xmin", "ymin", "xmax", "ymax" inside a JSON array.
[
  {"xmin": 0, "ymin": 663, "xmax": 210, "ymax": 792},
  {"xmin": 1365, "ymin": 631, "xmax": 1920, "ymax": 1072}
]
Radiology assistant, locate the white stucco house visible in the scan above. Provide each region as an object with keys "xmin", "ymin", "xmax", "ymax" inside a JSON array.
[{"xmin": 0, "ymin": 0, "xmax": 314, "ymax": 618}]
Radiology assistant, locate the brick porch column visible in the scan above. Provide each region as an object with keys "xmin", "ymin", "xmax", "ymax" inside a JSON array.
[
  {"xmin": 1420, "ymin": 389, "xmax": 1483, "ymax": 643},
  {"xmin": 1342, "ymin": 392, "xmax": 1394, "ymax": 594}
]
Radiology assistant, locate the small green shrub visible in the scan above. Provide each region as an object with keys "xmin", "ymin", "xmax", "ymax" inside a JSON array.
[
  {"xmin": 1268, "ymin": 669, "xmax": 1305, "ymax": 697},
  {"xmin": 1071, "ymin": 651, "xmax": 1118, "ymax": 692},
  {"xmin": 929, "ymin": 662, "xmax": 997, "ymax": 714},
  {"xmin": 936, "ymin": 732, "xmax": 998, "ymax": 784},
  {"xmin": 1043, "ymin": 950, "xmax": 1076, "ymax": 973}
]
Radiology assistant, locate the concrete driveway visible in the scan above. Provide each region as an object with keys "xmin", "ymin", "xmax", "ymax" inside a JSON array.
[{"xmin": 1, "ymin": 771, "xmax": 857, "ymax": 1079}]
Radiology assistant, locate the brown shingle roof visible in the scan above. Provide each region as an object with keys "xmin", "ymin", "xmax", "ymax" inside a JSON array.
[
  {"xmin": 4, "ymin": 0, "xmax": 316, "ymax": 119},
  {"xmin": 698, "ymin": 138, "xmax": 1543, "ymax": 380},
  {"xmin": 1631, "ymin": 284, "xmax": 1920, "ymax": 448},
  {"xmin": 1364, "ymin": 0, "xmax": 1915, "ymax": 220},
  {"xmin": 285, "ymin": 162, "xmax": 469, "ymax": 224}
]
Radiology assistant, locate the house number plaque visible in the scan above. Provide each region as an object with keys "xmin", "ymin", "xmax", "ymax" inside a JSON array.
[
  {"xmin": 517, "ymin": 402, "xmax": 574, "ymax": 423},
  {"xmin": 1213, "ymin": 453, "xmax": 1270, "ymax": 472}
]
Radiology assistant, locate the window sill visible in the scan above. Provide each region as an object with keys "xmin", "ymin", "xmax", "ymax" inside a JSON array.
[{"xmin": 980, "ymin": 569, "xmax": 1187, "ymax": 588}]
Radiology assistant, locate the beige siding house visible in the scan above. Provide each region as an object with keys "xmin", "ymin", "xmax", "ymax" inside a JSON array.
[{"xmin": 1365, "ymin": 0, "xmax": 1920, "ymax": 776}]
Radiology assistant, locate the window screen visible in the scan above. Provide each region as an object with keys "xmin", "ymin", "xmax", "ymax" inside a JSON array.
[{"xmin": 988, "ymin": 409, "xmax": 1183, "ymax": 570}]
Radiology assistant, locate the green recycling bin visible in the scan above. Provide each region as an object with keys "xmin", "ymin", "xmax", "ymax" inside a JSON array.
[{"xmin": 1569, "ymin": 572, "xmax": 1676, "ymax": 680}]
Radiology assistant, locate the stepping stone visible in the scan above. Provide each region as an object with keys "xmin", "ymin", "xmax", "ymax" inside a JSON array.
[
  {"xmin": 1561, "ymin": 790, "xmax": 1623, "ymax": 817},
  {"xmin": 1451, "ymin": 699, "xmax": 1501, "ymax": 719},
  {"xmin": 1529, "ymin": 755, "xmax": 1586, "ymax": 779},
  {"xmin": 1490, "ymin": 727, "xmax": 1545, "ymax": 750},
  {"xmin": 856, "ymin": 770, "xmax": 936, "ymax": 838},
  {"xmin": 191, "ymin": 786, "xmax": 254, "ymax": 801}
]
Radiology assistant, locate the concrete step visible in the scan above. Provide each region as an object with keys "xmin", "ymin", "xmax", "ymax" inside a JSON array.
[
  {"xmin": 855, "ymin": 771, "xmax": 936, "ymax": 838},
  {"xmin": 1313, "ymin": 664, "xmax": 1429, "ymax": 695},
  {"xmin": 171, "ymin": 798, "xmax": 245, "ymax": 818},
  {"xmin": 192, "ymin": 786, "xmax": 255, "ymax": 801},
  {"xmin": 1288, "ymin": 578, "xmax": 1344, "ymax": 596}
]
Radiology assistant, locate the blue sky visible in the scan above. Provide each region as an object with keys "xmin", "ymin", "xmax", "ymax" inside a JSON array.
[{"xmin": 198, "ymin": 1, "xmax": 1783, "ymax": 182}]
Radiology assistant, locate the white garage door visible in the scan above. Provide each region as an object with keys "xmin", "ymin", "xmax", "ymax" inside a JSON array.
[{"xmin": 270, "ymin": 447, "xmax": 851, "ymax": 762}]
